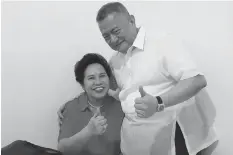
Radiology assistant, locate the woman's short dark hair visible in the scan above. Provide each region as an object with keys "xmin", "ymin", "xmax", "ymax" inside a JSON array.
[{"xmin": 74, "ymin": 53, "xmax": 112, "ymax": 85}]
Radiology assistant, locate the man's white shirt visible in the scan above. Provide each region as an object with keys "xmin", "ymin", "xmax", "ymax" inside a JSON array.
[{"xmin": 109, "ymin": 27, "xmax": 218, "ymax": 155}]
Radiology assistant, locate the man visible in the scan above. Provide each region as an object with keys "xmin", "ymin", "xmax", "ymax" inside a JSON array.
[{"xmin": 58, "ymin": 2, "xmax": 218, "ymax": 155}]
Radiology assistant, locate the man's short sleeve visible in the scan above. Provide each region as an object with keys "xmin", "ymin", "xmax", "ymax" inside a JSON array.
[{"xmin": 161, "ymin": 34, "xmax": 203, "ymax": 81}]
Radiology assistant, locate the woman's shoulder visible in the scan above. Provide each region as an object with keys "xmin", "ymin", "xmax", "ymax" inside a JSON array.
[
  {"xmin": 105, "ymin": 96, "xmax": 124, "ymax": 119},
  {"xmin": 106, "ymin": 95, "xmax": 121, "ymax": 104},
  {"xmin": 63, "ymin": 92, "xmax": 87, "ymax": 112},
  {"xmin": 105, "ymin": 95, "xmax": 122, "ymax": 110}
]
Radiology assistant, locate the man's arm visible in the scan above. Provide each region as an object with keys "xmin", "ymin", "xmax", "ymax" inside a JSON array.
[
  {"xmin": 160, "ymin": 34, "xmax": 207, "ymax": 107},
  {"xmin": 107, "ymin": 54, "xmax": 121, "ymax": 100},
  {"xmin": 160, "ymin": 75, "xmax": 207, "ymax": 108},
  {"xmin": 135, "ymin": 75, "xmax": 207, "ymax": 118},
  {"xmin": 57, "ymin": 102, "xmax": 70, "ymax": 127},
  {"xmin": 135, "ymin": 35, "xmax": 208, "ymax": 118}
]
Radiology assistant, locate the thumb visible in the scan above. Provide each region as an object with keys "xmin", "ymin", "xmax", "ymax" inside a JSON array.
[
  {"xmin": 93, "ymin": 107, "xmax": 101, "ymax": 117},
  {"xmin": 139, "ymin": 86, "xmax": 147, "ymax": 97}
]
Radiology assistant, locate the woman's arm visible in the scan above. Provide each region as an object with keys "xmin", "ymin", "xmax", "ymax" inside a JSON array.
[
  {"xmin": 58, "ymin": 109, "xmax": 107, "ymax": 154},
  {"xmin": 58, "ymin": 125, "xmax": 92, "ymax": 154}
]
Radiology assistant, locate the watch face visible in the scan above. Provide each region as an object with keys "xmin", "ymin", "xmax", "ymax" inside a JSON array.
[{"xmin": 158, "ymin": 104, "xmax": 165, "ymax": 112}]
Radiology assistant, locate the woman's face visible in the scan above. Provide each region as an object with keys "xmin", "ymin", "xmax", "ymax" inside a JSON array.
[{"xmin": 83, "ymin": 63, "xmax": 110, "ymax": 100}]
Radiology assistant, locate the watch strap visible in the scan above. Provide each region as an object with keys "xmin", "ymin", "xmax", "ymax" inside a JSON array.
[{"xmin": 156, "ymin": 96, "xmax": 163, "ymax": 104}]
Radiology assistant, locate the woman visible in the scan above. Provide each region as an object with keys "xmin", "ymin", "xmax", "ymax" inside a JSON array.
[{"xmin": 57, "ymin": 53, "xmax": 124, "ymax": 155}]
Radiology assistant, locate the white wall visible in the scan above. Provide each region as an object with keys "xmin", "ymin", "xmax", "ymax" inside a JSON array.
[{"xmin": 2, "ymin": 1, "xmax": 233, "ymax": 154}]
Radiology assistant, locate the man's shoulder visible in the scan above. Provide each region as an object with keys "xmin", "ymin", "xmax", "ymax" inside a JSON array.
[
  {"xmin": 108, "ymin": 52, "xmax": 125, "ymax": 70},
  {"xmin": 146, "ymin": 31, "xmax": 173, "ymax": 43},
  {"xmin": 146, "ymin": 31, "xmax": 182, "ymax": 54}
]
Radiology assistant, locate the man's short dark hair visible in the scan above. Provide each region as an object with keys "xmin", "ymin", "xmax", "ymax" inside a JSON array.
[
  {"xmin": 96, "ymin": 2, "xmax": 130, "ymax": 22},
  {"xmin": 74, "ymin": 53, "xmax": 112, "ymax": 85}
]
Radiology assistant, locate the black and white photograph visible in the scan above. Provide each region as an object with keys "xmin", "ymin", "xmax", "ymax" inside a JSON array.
[{"xmin": 1, "ymin": 1, "xmax": 233, "ymax": 155}]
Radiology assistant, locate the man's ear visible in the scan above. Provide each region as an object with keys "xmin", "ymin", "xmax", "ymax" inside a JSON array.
[{"xmin": 129, "ymin": 15, "xmax": 136, "ymax": 26}]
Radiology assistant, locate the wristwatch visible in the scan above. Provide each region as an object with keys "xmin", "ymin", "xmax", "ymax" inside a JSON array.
[{"xmin": 156, "ymin": 96, "xmax": 165, "ymax": 112}]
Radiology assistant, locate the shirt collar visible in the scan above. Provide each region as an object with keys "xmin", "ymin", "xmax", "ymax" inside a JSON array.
[
  {"xmin": 125, "ymin": 26, "xmax": 146, "ymax": 58},
  {"xmin": 78, "ymin": 92, "xmax": 89, "ymax": 112},
  {"xmin": 132, "ymin": 26, "xmax": 146, "ymax": 51},
  {"xmin": 79, "ymin": 93, "xmax": 110, "ymax": 112}
]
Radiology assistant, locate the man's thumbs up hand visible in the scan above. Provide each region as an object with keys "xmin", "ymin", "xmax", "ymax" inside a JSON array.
[
  {"xmin": 139, "ymin": 86, "xmax": 147, "ymax": 97},
  {"xmin": 134, "ymin": 86, "xmax": 159, "ymax": 118}
]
